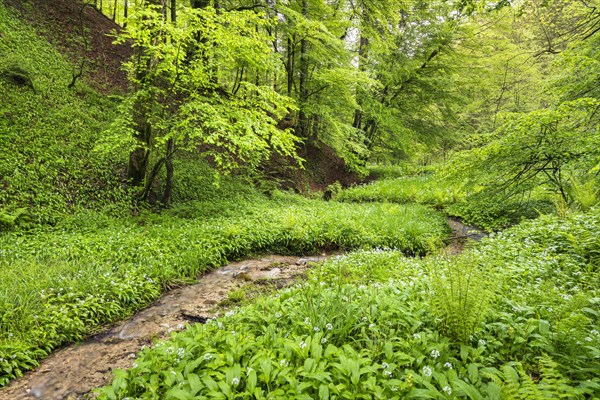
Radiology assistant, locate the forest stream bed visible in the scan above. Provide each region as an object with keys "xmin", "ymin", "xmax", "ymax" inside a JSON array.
[
  {"xmin": 0, "ymin": 255, "xmax": 327, "ymax": 400},
  {"xmin": 0, "ymin": 219, "xmax": 481, "ymax": 400}
]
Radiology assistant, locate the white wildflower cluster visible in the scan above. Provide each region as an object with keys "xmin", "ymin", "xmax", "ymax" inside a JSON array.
[
  {"xmin": 430, "ymin": 349, "xmax": 440, "ymax": 359},
  {"xmin": 422, "ymin": 366, "xmax": 432, "ymax": 377},
  {"xmin": 176, "ymin": 347, "xmax": 185, "ymax": 362}
]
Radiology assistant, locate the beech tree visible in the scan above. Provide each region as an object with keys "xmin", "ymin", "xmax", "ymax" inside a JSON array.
[{"xmin": 100, "ymin": 2, "xmax": 298, "ymax": 205}]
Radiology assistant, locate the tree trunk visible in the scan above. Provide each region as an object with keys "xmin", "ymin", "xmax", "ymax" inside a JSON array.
[
  {"xmin": 162, "ymin": 138, "xmax": 175, "ymax": 206},
  {"xmin": 286, "ymin": 35, "xmax": 294, "ymax": 97},
  {"xmin": 297, "ymin": 0, "xmax": 309, "ymax": 138},
  {"xmin": 352, "ymin": 35, "xmax": 368, "ymax": 130},
  {"xmin": 123, "ymin": 0, "xmax": 128, "ymax": 27},
  {"xmin": 127, "ymin": 147, "xmax": 150, "ymax": 187},
  {"xmin": 127, "ymin": 0, "xmax": 164, "ymax": 189}
]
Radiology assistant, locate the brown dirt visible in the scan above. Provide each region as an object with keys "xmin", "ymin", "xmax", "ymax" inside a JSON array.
[
  {"xmin": 0, "ymin": 255, "xmax": 327, "ymax": 400},
  {"xmin": 4, "ymin": 0, "xmax": 131, "ymax": 93},
  {"xmin": 301, "ymin": 140, "xmax": 364, "ymax": 190}
]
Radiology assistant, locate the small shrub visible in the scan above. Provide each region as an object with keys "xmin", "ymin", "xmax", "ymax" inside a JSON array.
[
  {"xmin": 0, "ymin": 56, "xmax": 35, "ymax": 91},
  {"xmin": 569, "ymin": 177, "xmax": 599, "ymax": 211},
  {"xmin": 428, "ymin": 254, "xmax": 499, "ymax": 342},
  {"xmin": 447, "ymin": 194, "xmax": 554, "ymax": 231}
]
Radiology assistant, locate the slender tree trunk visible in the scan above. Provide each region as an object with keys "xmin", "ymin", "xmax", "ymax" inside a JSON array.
[
  {"xmin": 287, "ymin": 36, "xmax": 294, "ymax": 97},
  {"xmin": 112, "ymin": 0, "xmax": 117, "ymax": 21},
  {"xmin": 297, "ymin": 0, "xmax": 310, "ymax": 139},
  {"xmin": 352, "ymin": 35, "xmax": 368, "ymax": 130},
  {"xmin": 162, "ymin": 139, "xmax": 175, "ymax": 206},
  {"xmin": 171, "ymin": 0, "xmax": 176, "ymax": 23},
  {"xmin": 123, "ymin": 0, "xmax": 128, "ymax": 27}
]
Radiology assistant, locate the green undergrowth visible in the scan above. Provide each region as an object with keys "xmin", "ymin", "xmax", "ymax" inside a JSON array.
[
  {"xmin": 339, "ymin": 175, "xmax": 465, "ymax": 210},
  {"xmin": 366, "ymin": 163, "xmax": 439, "ymax": 180},
  {"xmin": 0, "ymin": 3, "xmax": 128, "ymax": 229},
  {"xmin": 446, "ymin": 195, "xmax": 555, "ymax": 232},
  {"xmin": 0, "ymin": 193, "xmax": 449, "ymax": 386},
  {"xmin": 339, "ymin": 174, "xmax": 559, "ymax": 231},
  {"xmin": 97, "ymin": 210, "xmax": 600, "ymax": 399}
]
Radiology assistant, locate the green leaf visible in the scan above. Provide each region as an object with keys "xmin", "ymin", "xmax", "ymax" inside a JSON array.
[
  {"xmin": 247, "ymin": 368, "xmax": 258, "ymax": 393},
  {"xmin": 201, "ymin": 375, "xmax": 219, "ymax": 392},
  {"xmin": 319, "ymin": 383, "xmax": 330, "ymax": 400},
  {"xmin": 187, "ymin": 373, "xmax": 203, "ymax": 395},
  {"xmin": 453, "ymin": 379, "xmax": 484, "ymax": 400},
  {"xmin": 165, "ymin": 388, "xmax": 195, "ymax": 400},
  {"xmin": 467, "ymin": 364, "xmax": 479, "ymax": 383},
  {"xmin": 538, "ymin": 319, "xmax": 550, "ymax": 336},
  {"xmin": 407, "ymin": 389, "xmax": 437, "ymax": 398}
]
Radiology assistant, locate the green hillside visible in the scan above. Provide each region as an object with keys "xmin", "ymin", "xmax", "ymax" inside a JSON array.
[{"xmin": 0, "ymin": 2, "xmax": 128, "ymax": 228}]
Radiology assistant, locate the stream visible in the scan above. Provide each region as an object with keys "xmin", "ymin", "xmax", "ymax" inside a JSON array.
[{"xmin": 0, "ymin": 218, "xmax": 483, "ymax": 400}]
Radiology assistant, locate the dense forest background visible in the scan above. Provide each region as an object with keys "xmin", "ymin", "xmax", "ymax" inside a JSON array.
[{"xmin": 2, "ymin": 0, "xmax": 599, "ymax": 224}]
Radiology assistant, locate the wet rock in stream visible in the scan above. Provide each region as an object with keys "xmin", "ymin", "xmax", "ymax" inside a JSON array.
[{"xmin": 443, "ymin": 217, "xmax": 486, "ymax": 255}]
